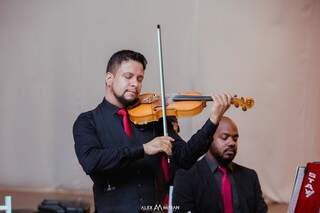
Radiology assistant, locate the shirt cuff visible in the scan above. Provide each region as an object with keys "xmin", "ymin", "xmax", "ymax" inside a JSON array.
[
  {"xmin": 201, "ymin": 119, "xmax": 218, "ymax": 139},
  {"xmin": 129, "ymin": 144, "xmax": 145, "ymax": 159}
]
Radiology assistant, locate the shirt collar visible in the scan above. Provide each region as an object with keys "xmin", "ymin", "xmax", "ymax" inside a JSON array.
[
  {"xmin": 102, "ymin": 98, "xmax": 121, "ymax": 115},
  {"xmin": 205, "ymin": 154, "xmax": 234, "ymax": 174}
]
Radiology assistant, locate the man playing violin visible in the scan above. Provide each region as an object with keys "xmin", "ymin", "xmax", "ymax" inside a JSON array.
[{"xmin": 73, "ymin": 50, "xmax": 232, "ymax": 212}]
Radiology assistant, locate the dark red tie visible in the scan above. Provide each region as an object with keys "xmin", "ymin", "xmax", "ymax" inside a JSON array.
[
  {"xmin": 117, "ymin": 108, "xmax": 132, "ymax": 138},
  {"xmin": 218, "ymin": 167, "xmax": 234, "ymax": 213},
  {"xmin": 161, "ymin": 156, "xmax": 170, "ymax": 183},
  {"xmin": 161, "ymin": 155, "xmax": 170, "ymax": 212}
]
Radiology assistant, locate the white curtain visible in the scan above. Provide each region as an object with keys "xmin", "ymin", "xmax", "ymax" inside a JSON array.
[{"xmin": 1, "ymin": 0, "xmax": 319, "ymax": 203}]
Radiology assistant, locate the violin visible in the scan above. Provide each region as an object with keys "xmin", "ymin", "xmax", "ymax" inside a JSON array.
[{"xmin": 128, "ymin": 91, "xmax": 254, "ymax": 125}]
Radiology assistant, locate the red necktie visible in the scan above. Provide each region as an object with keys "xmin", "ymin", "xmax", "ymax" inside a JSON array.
[
  {"xmin": 161, "ymin": 156, "xmax": 170, "ymax": 183},
  {"xmin": 117, "ymin": 108, "xmax": 132, "ymax": 138},
  {"xmin": 161, "ymin": 155, "xmax": 170, "ymax": 212},
  {"xmin": 218, "ymin": 167, "xmax": 234, "ymax": 213},
  {"xmin": 160, "ymin": 154, "xmax": 170, "ymax": 213}
]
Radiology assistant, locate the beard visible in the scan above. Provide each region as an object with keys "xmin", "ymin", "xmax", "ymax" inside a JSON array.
[
  {"xmin": 216, "ymin": 156, "xmax": 233, "ymax": 166},
  {"xmin": 114, "ymin": 90, "xmax": 139, "ymax": 107},
  {"xmin": 215, "ymin": 150, "xmax": 236, "ymax": 166}
]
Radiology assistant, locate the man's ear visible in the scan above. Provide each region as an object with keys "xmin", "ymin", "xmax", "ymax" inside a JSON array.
[{"xmin": 105, "ymin": 72, "xmax": 113, "ymax": 87}]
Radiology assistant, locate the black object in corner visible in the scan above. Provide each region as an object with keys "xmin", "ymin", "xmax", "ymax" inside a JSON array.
[{"xmin": 38, "ymin": 199, "xmax": 90, "ymax": 213}]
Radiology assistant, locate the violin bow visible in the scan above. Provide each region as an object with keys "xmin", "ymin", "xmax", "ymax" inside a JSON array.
[
  {"xmin": 157, "ymin": 24, "xmax": 173, "ymax": 213},
  {"xmin": 157, "ymin": 25, "xmax": 168, "ymax": 137}
]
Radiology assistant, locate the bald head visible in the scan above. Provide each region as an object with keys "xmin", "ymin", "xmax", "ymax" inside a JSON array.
[
  {"xmin": 216, "ymin": 116, "xmax": 238, "ymax": 135},
  {"xmin": 208, "ymin": 116, "xmax": 239, "ymax": 165}
]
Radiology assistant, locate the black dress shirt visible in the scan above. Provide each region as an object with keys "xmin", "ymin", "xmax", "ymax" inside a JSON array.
[
  {"xmin": 73, "ymin": 98, "xmax": 217, "ymax": 212},
  {"xmin": 173, "ymin": 157, "xmax": 268, "ymax": 213},
  {"xmin": 205, "ymin": 156, "xmax": 241, "ymax": 213}
]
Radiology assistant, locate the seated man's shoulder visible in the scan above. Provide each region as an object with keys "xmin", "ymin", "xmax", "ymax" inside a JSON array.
[
  {"xmin": 175, "ymin": 159, "xmax": 204, "ymax": 178},
  {"xmin": 233, "ymin": 163, "xmax": 258, "ymax": 177}
]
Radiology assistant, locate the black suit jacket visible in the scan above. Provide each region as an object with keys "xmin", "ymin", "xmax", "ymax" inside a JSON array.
[
  {"xmin": 173, "ymin": 158, "xmax": 268, "ymax": 213},
  {"xmin": 73, "ymin": 99, "xmax": 217, "ymax": 212}
]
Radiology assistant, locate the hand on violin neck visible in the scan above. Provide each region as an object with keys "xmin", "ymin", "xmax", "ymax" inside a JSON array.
[
  {"xmin": 143, "ymin": 136, "xmax": 174, "ymax": 156},
  {"xmin": 209, "ymin": 93, "xmax": 233, "ymax": 124}
]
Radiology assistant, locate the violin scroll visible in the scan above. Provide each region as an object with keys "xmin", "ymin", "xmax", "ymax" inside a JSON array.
[{"xmin": 231, "ymin": 96, "xmax": 255, "ymax": 111}]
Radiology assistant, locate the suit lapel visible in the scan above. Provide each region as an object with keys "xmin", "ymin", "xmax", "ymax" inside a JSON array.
[
  {"xmin": 232, "ymin": 164, "xmax": 250, "ymax": 212},
  {"xmin": 198, "ymin": 158, "xmax": 223, "ymax": 212}
]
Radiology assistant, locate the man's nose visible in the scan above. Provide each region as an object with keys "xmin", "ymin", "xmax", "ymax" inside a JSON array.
[
  {"xmin": 130, "ymin": 78, "xmax": 138, "ymax": 87},
  {"xmin": 227, "ymin": 137, "xmax": 236, "ymax": 146}
]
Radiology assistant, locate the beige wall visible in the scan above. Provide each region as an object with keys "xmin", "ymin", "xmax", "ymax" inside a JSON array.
[{"xmin": 1, "ymin": 0, "xmax": 319, "ymax": 203}]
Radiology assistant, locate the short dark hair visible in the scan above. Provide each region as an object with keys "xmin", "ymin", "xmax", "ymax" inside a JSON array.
[{"xmin": 106, "ymin": 50, "xmax": 147, "ymax": 73}]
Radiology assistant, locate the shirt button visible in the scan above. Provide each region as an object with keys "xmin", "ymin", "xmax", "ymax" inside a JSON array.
[
  {"xmin": 137, "ymin": 170, "xmax": 141, "ymax": 174},
  {"xmin": 138, "ymin": 183, "xmax": 142, "ymax": 188}
]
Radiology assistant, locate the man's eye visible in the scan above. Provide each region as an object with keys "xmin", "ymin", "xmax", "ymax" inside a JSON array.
[
  {"xmin": 124, "ymin": 74, "xmax": 132, "ymax": 79},
  {"xmin": 233, "ymin": 136, "xmax": 239, "ymax": 142},
  {"xmin": 137, "ymin": 76, "xmax": 144, "ymax": 83},
  {"xmin": 221, "ymin": 134, "xmax": 228, "ymax": 140}
]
